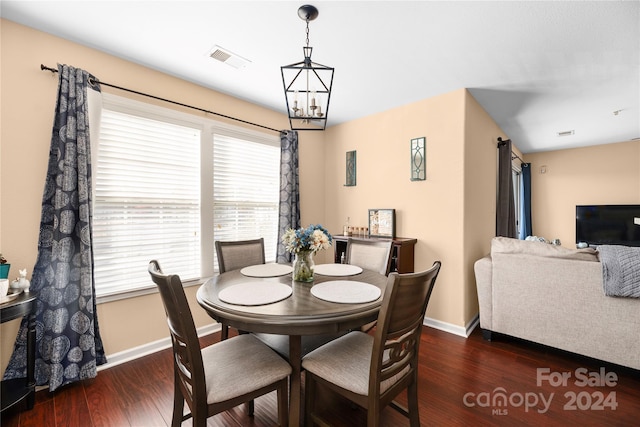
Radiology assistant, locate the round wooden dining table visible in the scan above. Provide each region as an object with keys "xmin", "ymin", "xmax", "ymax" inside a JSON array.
[{"xmin": 196, "ymin": 266, "xmax": 388, "ymax": 427}]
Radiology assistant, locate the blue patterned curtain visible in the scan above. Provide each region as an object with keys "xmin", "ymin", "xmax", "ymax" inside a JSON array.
[
  {"xmin": 518, "ymin": 163, "xmax": 533, "ymax": 239},
  {"xmin": 276, "ymin": 130, "xmax": 300, "ymax": 262},
  {"xmin": 3, "ymin": 64, "xmax": 106, "ymax": 391}
]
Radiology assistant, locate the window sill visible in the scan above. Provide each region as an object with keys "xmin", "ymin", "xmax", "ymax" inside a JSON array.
[{"xmin": 96, "ymin": 277, "xmax": 212, "ymax": 305}]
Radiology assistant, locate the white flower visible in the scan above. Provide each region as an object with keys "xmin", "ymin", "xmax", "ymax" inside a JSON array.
[{"xmin": 281, "ymin": 224, "xmax": 333, "ymax": 254}]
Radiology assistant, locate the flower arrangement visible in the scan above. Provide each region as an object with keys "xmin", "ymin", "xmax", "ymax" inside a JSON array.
[
  {"xmin": 282, "ymin": 224, "xmax": 332, "ymax": 282},
  {"xmin": 282, "ymin": 224, "xmax": 332, "ymax": 254}
]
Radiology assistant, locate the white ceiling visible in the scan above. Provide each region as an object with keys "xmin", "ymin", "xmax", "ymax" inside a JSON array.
[{"xmin": 2, "ymin": 1, "xmax": 638, "ymax": 153}]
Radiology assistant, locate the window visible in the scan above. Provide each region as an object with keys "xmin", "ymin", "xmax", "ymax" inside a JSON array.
[
  {"xmin": 213, "ymin": 134, "xmax": 280, "ymax": 267},
  {"xmin": 93, "ymin": 94, "xmax": 280, "ymax": 299}
]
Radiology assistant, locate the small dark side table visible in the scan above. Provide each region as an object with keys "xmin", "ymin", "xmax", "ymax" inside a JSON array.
[{"xmin": 1, "ymin": 292, "xmax": 37, "ymax": 413}]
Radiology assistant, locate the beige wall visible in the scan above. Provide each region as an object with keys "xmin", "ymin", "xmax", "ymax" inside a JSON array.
[
  {"xmin": 524, "ymin": 140, "xmax": 640, "ymax": 247},
  {"xmin": 0, "ymin": 20, "xmax": 296, "ymax": 371},
  {"xmin": 463, "ymin": 91, "xmax": 505, "ymax": 323},
  {"xmin": 323, "ymin": 89, "xmax": 502, "ymax": 328}
]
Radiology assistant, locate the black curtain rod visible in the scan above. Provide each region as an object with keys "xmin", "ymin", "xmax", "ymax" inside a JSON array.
[
  {"xmin": 497, "ymin": 137, "xmax": 525, "ymax": 163},
  {"xmin": 41, "ymin": 64, "xmax": 281, "ymax": 134}
]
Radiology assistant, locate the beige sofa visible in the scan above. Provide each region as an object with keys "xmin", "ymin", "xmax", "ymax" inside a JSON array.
[{"xmin": 474, "ymin": 237, "xmax": 640, "ymax": 370}]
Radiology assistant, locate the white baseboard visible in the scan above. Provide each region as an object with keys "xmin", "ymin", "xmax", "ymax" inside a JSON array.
[
  {"xmin": 423, "ymin": 313, "xmax": 479, "ymax": 338},
  {"xmin": 97, "ymin": 315, "xmax": 480, "ymax": 372},
  {"xmin": 97, "ymin": 323, "xmax": 221, "ymax": 371}
]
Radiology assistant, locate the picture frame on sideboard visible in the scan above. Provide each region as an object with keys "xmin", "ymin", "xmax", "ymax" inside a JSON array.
[{"xmin": 368, "ymin": 209, "xmax": 395, "ymax": 238}]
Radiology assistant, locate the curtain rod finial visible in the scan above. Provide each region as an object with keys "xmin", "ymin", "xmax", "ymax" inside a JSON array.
[{"xmin": 41, "ymin": 64, "xmax": 58, "ymax": 73}]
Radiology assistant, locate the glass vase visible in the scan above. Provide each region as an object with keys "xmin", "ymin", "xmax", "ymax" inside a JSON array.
[{"xmin": 293, "ymin": 250, "xmax": 315, "ymax": 282}]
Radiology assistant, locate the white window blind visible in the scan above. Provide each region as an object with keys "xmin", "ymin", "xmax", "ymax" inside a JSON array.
[
  {"xmin": 213, "ymin": 133, "xmax": 280, "ymax": 269},
  {"xmin": 93, "ymin": 109, "xmax": 201, "ymax": 296}
]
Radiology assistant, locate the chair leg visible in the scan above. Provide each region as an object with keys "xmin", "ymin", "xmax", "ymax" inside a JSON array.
[
  {"xmin": 277, "ymin": 379, "xmax": 289, "ymax": 427},
  {"xmin": 407, "ymin": 376, "xmax": 420, "ymax": 427},
  {"xmin": 304, "ymin": 372, "xmax": 316, "ymax": 426},
  {"xmin": 367, "ymin": 411, "xmax": 380, "ymax": 427},
  {"xmin": 220, "ymin": 322, "xmax": 229, "ymax": 340},
  {"xmin": 171, "ymin": 378, "xmax": 185, "ymax": 427}
]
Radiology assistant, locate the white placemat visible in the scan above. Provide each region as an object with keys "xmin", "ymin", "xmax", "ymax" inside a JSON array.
[
  {"xmin": 314, "ymin": 263, "xmax": 363, "ymax": 277},
  {"xmin": 310, "ymin": 280, "xmax": 382, "ymax": 304},
  {"xmin": 240, "ymin": 263, "xmax": 293, "ymax": 278},
  {"xmin": 218, "ymin": 281, "xmax": 293, "ymax": 306}
]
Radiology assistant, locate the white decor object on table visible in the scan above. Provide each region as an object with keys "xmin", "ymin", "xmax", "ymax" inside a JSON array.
[
  {"xmin": 313, "ymin": 263, "xmax": 363, "ymax": 277},
  {"xmin": 240, "ymin": 263, "xmax": 293, "ymax": 278},
  {"xmin": 218, "ymin": 281, "xmax": 293, "ymax": 306},
  {"xmin": 310, "ymin": 280, "xmax": 382, "ymax": 304},
  {"xmin": 10, "ymin": 268, "xmax": 30, "ymax": 292}
]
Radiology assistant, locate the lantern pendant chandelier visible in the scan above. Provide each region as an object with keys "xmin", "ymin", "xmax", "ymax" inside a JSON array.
[{"xmin": 281, "ymin": 4, "xmax": 334, "ymax": 131}]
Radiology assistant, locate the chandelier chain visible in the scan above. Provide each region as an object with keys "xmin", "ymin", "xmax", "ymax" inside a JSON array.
[{"xmin": 305, "ymin": 19, "xmax": 310, "ymax": 47}]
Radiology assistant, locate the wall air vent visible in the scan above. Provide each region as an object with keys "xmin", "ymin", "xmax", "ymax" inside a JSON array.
[
  {"xmin": 208, "ymin": 45, "xmax": 251, "ymax": 69},
  {"xmin": 556, "ymin": 130, "xmax": 575, "ymax": 137}
]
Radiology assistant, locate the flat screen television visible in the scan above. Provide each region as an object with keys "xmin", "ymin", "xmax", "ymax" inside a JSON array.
[{"xmin": 576, "ymin": 205, "xmax": 640, "ymax": 247}]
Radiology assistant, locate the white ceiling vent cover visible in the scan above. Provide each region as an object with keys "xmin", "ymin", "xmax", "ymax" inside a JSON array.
[
  {"xmin": 556, "ymin": 130, "xmax": 575, "ymax": 137},
  {"xmin": 208, "ymin": 45, "xmax": 251, "ymax": 69}
]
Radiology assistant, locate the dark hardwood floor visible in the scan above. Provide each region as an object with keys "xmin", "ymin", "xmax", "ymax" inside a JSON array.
[{"xmin": 2, "ymin": 325, "xmax": 639, "ymax": 426}]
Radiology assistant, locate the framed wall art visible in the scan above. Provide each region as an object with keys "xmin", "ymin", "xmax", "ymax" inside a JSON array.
[
  {"xmin": 368, "ymin": 209, "xmax": 396, "ymax": 238},
  {"xmin": 410, "ymin": 137, "xmax": 426, "ymax": 181},
  {"xmin": 345, "ymin": 150, "xmax": 356, "ymax": 186}
]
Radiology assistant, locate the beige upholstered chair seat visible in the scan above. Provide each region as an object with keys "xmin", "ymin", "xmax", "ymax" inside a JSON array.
[
  {"xmin": 302, "ymin": 331, "xmax": 409, "ymax": 396},
  {"xmin": 202, "ymin": 334, "xmax": 292, "ymax": 404}
]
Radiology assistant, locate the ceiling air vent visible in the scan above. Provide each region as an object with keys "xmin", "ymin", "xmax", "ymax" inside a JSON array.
[
  {"xmin": 208, "ymin": 45, "xmax": 251, "ymax": 69},
  {"xmin": 556, "ymin": 130, "xmax": 575, "ymax": 137}
]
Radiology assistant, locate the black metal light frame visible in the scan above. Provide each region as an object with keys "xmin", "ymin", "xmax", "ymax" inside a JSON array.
[{"xmin": 281, "ymin": 5, "xmax": 334, "ymax": 131}]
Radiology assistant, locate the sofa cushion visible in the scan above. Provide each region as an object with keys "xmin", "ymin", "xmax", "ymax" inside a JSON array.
[{"xmin": 491, "ymin": 236, "xmax": 598, "ymax": 261}]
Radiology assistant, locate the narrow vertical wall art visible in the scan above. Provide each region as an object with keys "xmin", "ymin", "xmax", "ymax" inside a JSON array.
[
  {"xmin": 345, "ymin": 150, "xmax": 356, "ymax": 186},
  {"xmin": 410, "ymin": 137, "xmax": 426, "ymax": 181}
]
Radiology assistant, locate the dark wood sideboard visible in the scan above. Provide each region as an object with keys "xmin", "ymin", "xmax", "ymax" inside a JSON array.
[
  {"xmin": 332, "ymin": 235, "xmax": 417, "ymax": 273},
  {"xmin": 1, "ymin": 292, "xmax": 37, "ymax": 414}
]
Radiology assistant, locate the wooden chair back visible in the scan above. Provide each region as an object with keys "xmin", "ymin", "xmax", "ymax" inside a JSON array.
[
  {"xmin": 346, "ymin": 238, "xmax": 394, "ymax": 275},
  {"xmin": 149, "ymin": 260, "xmax": 291, "ymax": 426},
  {"xmin": 148, "ymin": 260, "xmax": 208, "ymax": 422},
  {"xmin": 215, "ymin": 238, "xmax": 265, "ymax": 273},
  {"xmin": 370, "ymin": 261, "xmax": 442, "ymax": 416}
]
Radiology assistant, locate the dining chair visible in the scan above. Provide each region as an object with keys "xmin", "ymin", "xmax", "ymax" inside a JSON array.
[
  {"xmin": 301, "ymin": 261, "xmax": 442, "ymax": 427},
  {"xmin": 148, "ymin": 260, "xmax": 291, "ymax": 427},
  {"xmin": 215, "ymin": 237, "xmax": 265, "ymax": 274},
  {"xmin": 346, "ymin": 238, "xmax": 394, "ymax": 332},
  {"xmin": 346, "ymin": 238, "xmax": 394, "ymax": 276},
  {"xmin": 215, "ymin": 237, "xmax": 265, "ymax": 339}
]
